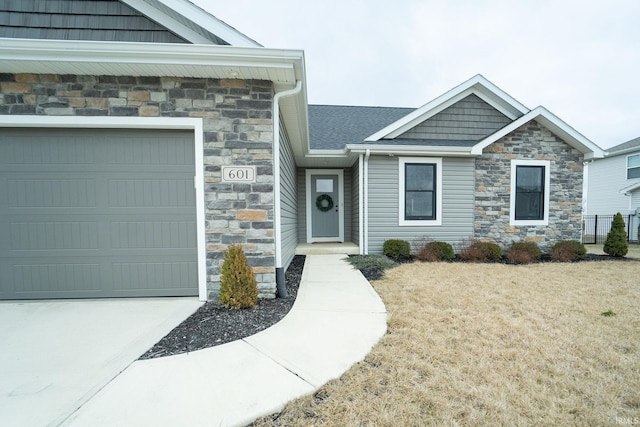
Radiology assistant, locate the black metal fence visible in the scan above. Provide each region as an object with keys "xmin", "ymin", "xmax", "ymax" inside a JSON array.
[{"xmin": 581, "ymin": 214, "xmax": 632, "ymax": 244}]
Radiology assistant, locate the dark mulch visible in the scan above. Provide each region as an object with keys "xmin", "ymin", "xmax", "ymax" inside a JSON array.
[{"xmin": 139, "ymin": 255, "xmax": 305, "ymax": 360}]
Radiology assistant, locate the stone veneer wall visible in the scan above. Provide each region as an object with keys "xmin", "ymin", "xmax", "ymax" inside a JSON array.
[
  {"xmin": 0, "ymin": 73, "xmax": 277, "ymax": 299},
  {"xmin": 475, "ymin": 120, "xmax": 584, "ymax": 250}
]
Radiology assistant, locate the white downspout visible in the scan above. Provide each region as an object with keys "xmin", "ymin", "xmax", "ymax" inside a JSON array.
[
  {"xmin": 273, "ymin": 80, "xmax": 302, "ymax": 297},
  {"xmin": 358, "ymin": 153, "xmax": 364, "ymax": 255},
  {"xmin": 363, "ymin": 149, "xmax": 371, "ymax": 255}
]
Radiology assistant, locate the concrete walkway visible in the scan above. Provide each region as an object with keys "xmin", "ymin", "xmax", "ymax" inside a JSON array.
[{"xmin": 63, "ymin": 254, "xmax": 387, "ymax": 427}]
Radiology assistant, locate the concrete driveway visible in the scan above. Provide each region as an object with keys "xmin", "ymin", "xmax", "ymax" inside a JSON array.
[{"xmin": 0, "ymin": 298, "xmax": 202, "ymax": 427}]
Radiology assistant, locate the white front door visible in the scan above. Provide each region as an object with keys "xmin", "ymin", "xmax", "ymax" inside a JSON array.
[{"xmin": 306, "ymin": 169, "xmax": 344, "ymax": 243}]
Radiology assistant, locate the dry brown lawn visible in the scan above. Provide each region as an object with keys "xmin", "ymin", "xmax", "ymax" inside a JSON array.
[{"xmin": 253, "ymin": 260, "xmax": 640, "ymax": 426}]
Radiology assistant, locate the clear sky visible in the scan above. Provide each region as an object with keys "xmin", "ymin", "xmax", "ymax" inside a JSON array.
[{"xmin": 193, "ymin": 0, "xmax": 640, "ymax": 149}]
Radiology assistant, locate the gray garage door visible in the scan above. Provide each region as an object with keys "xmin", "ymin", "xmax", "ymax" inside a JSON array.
[{"xmin": 0, "ymin": 128, "xmax": 198, "ymax": 299}]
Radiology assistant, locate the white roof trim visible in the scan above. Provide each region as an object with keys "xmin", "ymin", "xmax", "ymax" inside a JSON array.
[
  {"xmin": 123, "ymin": 0, "xmax": 261, "ymax": 47},
  {"xmin": 620, "ymin": 181, "xmax": 640, "ymax": 195},
  {"xmin": 364, "ymin": 74, "xmax": 529, "ymax": 142},
  {"xmin": 347, "ymin": 144, "xmax": 472, "ymax": 157},
  {"xmin": 0, "ymin": 38, "xmax": 304, "ymax": 85},
  {"xmin": 471, "ymin": 106, "xmax": 605, "ymax": 159}
]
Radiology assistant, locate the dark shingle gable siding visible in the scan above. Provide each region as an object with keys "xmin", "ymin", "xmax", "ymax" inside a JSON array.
[
  {"xmin": 398, "ymin": 94, "xmax": 511, "ymax": 141},
  {"xmin": 0, "ymin": 0, "xmax": 189, "ymax": 43}
]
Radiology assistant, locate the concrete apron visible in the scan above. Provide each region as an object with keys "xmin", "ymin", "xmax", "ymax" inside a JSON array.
[
  {"xmin": 61, "ymin": 254, "xmax": 387, "ymax": 427},
  {"xmin": 0, "ymin": 298, "xmax": 202, "ymax": 427}
]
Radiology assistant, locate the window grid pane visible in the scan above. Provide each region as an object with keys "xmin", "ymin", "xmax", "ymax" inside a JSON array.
[
  {"xmin": 405, "ymin": 163, "xmax": 436, "ymax": 220},
  {"xmin": 628, "ymin": 154, "xmax": 640, "ymax": 168},
  {"xmin": 515, "ymin": 165, "xmax": 544, "ymax": 220}
]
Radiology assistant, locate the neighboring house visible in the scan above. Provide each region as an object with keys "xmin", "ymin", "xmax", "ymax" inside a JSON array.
[
  {"xmin": 0, "ymin": 1, "xmax": 604, "ymax": 302},
  {"xmin": 585, "ymin": 137, "xmax": 640, "ymax": 241}
]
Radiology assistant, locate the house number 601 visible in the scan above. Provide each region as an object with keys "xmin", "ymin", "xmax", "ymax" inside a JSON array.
[{"xmin": 222, "ymin": 166, "xmax": 257, "ymax": 183}]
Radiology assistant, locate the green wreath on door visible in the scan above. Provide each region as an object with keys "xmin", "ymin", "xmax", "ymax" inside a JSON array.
[{"xmin": 315, "ymin": 194, "xmax": 334, "ymax": 212}]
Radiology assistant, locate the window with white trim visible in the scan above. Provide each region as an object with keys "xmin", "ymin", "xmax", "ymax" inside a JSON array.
[
  {"xmin": 510, "ymin": 159, "xmax": 550, "ymax": 226},
  {"xmin": 399, "ymin": 157, "xmax": 442, "ymax": 226},
  {"xmin": 627, "ymin": 154, "xmax": 640, "ymax": 179}
]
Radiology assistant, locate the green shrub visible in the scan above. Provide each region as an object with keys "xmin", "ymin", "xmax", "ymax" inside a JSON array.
[
  {"xmin": 550, "ymin": 240, "xmax": 587, "ymax": 262},
  {"xmin": 418, "ymin": 241, "xmax": 455, "ymax": 261},
  {"xmin": 348, "ymin": 254, "xmax": 397, "ymax": 271},
  {"xmin": 219, "ymin": 244, "xmax": 258, "ymax": 309},
  {"xmin": 506, "ymin": 241, "xmax": 541, "ymax": 264},
  {"xmin": 348, "ymin": 255, "xmax": 397, "ymax": 281},
  {"xmin": 603, "ymin": 212, "xmax": 628, "ymax": 257},
  {"xmin": 459, "ymin": 240, "xmax": 503, "ymax": 262},
  {"xmin": 383, "ymin": 239, "xmax": 411, "ymax": 261}
]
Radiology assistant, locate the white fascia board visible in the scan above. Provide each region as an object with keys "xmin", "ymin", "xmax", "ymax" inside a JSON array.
[
  {"xmin": 604, "ymin": 147, "xmax": 640, "ymax": 158},
  {"xmin": 364, "ymin": 74, "xmax": 529, "ymax": 142},
  {"xmin": 620, "ymin": 181, "xmax": 640, "ymax": 195},
  {"xmin": 307, "ymin": 149, "xmax": 349, "ymax": 157},
  {"xmin": 0, "ymin": 38, "xmax": 303, "ymax": 81},
  {"xmin": 347, "ymin": 144, "xmax": 472, "ymax": 157},
  {"xmin": 471, "ymin": 106, "xmax": 605, "ymax": 160},
  {"xmin": 124, "ymin": 0, "xmax": 261, "ymax": 47}
]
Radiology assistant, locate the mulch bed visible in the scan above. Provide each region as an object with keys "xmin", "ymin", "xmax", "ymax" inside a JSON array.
[
  {"xmin": 139, "ymin": 255, "xmax": 305, "ymax": 360},
  {"xmin": 357, "ymin": 252, "xmax": 638, "ymax": 282},
  {"xmin": 140, "ymin": 252, "xmax": 634, "ymax": 359}
]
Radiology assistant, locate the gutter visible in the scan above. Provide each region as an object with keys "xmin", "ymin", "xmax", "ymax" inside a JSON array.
[{"xmin": 273, "ymin": 80, "xmax": 303, "ymax": 298}]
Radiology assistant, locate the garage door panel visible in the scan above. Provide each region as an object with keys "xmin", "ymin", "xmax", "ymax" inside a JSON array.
[
  {"xmin": 108, "ymin": 177, "xmax": 195, "ymax": 208},
  {"xmin": 11, "ymin": 262, "xmax": 102, "ymax": 293},
  {"xmin": 112, "ymin": 259, "xmax": 197, "ymax": 292},
  {"xmin": 7, "ymin": 178, "xmax": 97, "ymax": 208},
  {"xmin": 3, "ymin": 136, "xmax": 95, "ymax": 166},
  {"xmin": 0, "ymin": 128, "xmax": 198, "ymax": 299},
  {"xmin": 110, "ymin": 221, "xmax": 195, "ymax": 249},
  {"xmin": 10, "ymin": 220, "xmax": 99, "ymax": 251}
]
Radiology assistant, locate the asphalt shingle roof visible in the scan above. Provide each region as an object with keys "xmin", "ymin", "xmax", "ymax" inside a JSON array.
[
  {"xmin": 607, "ymin": 136, "xmax": 640, "ymax": 154},
  {"xmin": 308, "ymin": 105, "xmax": 413, "ymax": 150},
  {"xmin": 308, "ymin": 104, "xmax": 480, "ymax": 151}
]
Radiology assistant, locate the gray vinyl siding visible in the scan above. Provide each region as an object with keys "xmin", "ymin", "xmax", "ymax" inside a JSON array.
[
  {"xmin": 297, "ymin": 168, "xmax": 306, "ymax": 243},
  {"xmin": 297, "ymin": 168, "xmax": 353, "ymax": 243},
  {"xmin": 398, "ymin": 94, "xmax": 511, "ymax": 141},
  {"xmin": 586, "ymin": 153, "xmax": 640, "ymax": 215},
  {"xmin": 367, "ymin": 155, "xmax": 474, "ymax": 253},
  {"xmin": 351, "ymin": 161, "xmax": 360, "ymax": 245},
  {"xmin": 279, "ymin": 121, "xmax": 297, "ymax": 270},
  {"xmin": 0, "ymin": 0, "xmax": 190, "ymax": 43},
  {"xmin": 344, "ymin": 172, "xmax": 352, "ymax": 241}
]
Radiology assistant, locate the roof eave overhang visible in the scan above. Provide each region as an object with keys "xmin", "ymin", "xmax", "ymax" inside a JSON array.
[
  {"xmin": 0, "ymin": 38, "xmax": 310, "ymax": 166},
  {"xmin": 604, "ymin": 146, "xmax": 640, "ymax": 157},
  {"xmin": 620, "ymin": 182, "xmax": 640, "ymax": 195},
  {"xmin": 0, "ymin": 38, "xmax": 304, "ymax": 87},
  {"xmin": 471, "ymin": 106, "xmax": 605, "ymax": 160},
  {"xmin": 347, "ymin": 144, "xmax": 473, "ymax": 157}
]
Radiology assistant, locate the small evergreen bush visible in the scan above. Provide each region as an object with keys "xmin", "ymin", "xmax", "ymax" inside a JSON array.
[
  {"xmin": 550, "ymin": 240, "xmax": 587, "ymax": 262},
  {"xmin": 603, "ymin": 212, "xmax": 628, "ymax": 257},
  {"xmin": 416, "ymin": 241, "xmax": 455, "ymax": 262},
  {"xmin": 459, "ymin": 240, "xmax": 502, "ymax": 262},
  {"xmin": 383, "ymin": 239, "xmax": 411, "ymax": 261},
  {"xmin": 219, "ymin": 244, "xmax": 258, "ymax": 309},
  {"xmin": 348, "ymin": 255, "xmax": 397, "ymax": 281},
  {"xmin": 506, "ymin": 241, "xmax": 541, "ymax": 264}
]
